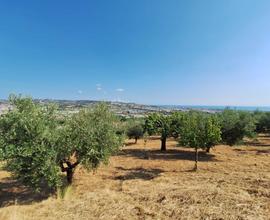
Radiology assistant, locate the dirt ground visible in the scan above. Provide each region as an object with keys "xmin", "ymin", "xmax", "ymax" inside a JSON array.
[{"xmin": 0, "ymin": 135, "xmax": 270, "ymax": 220}]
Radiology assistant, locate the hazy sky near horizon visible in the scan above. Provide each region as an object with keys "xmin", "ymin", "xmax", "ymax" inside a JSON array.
[{"xmin": 1, "ymin": 0, "xmax": 270, "ymax": 105}]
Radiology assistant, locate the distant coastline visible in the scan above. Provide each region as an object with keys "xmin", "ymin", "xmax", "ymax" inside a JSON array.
[
  {"xmin": 160, "ymin": 105, "xmax": 270, "ymax": 112},
  {"xmin": 1, "ymin": 99, "xmax": 270, "ymax": 117}
]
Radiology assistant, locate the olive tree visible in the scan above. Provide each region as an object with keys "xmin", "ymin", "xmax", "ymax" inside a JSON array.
[
  {"xmin": 126, "ymin": 123, "xmax": 144, "ymax": 143},
  {"xmin": 0, "ymin": 95, "xmax": 123, "ymax": 192},
  {"xmin": 219, "ymin": 109, "xmax": 256, "ymax": 146},
  {"xmin": 0, "ymin": 96, "xmax": 62, "ymax": 190},
  {"xmin": 61, "ymin": 103, "xmax": 122, "ymax": 183},
  {"xmin": 144, "ymin": 113, "xmax": 172, "ymax": 151},
  {"xmin": 254, "ymin": 111, "xmax": 270, "ymax": 133},
  {"xmin": 179, "ymin": 112, "xmax": 221, "ymax": 170},
  {"xmin": 170, "ymin": 111, "xmax": 185, "ymax": 138}
]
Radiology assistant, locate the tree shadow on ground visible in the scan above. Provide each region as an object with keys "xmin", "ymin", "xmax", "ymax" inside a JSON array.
[
  {"xmin": 119, "ymin": 148, "xmax": 218, "ymax": 162},
  {"xmin": 0, "ymin": 177, "xmax": 51, "ymax": 207},
  {"xmin": 243, "ymin": 140, "xmax": 270, "ymax": 147},
  {"xmin": 244, "ymin": 138, "xmax": 270, "ymax": 147},
  {"xmin": 258, "ymin": 133, "xmax": 270, "ymax": 138},
  {"xmin": 124, "ymin": 142, "xmax": 137, "ymax": 147},
  {"xmin": 113, "ymin": 167, "xmax": 164, "ymax": 181},
  {"xmin": 243, "ymin": 134, "xmax": 270, "ymax": 147},
  {"xmin": 234, "ymin": 148, "xmax": 270, "ymax": 155}
]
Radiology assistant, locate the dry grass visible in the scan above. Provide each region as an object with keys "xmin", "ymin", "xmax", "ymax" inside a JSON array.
[{"xmin": 0, "ymin": 135, "xmax": 270, "ymax": 220}]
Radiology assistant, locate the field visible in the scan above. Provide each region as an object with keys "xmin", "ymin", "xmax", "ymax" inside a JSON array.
[{"xmin": 0, "ymin": 135, "xmax": 270, "ymax": 220}]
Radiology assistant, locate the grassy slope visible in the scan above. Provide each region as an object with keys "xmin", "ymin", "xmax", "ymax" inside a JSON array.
[{"xmin": 0, "ymin": 136, "xmax": 270, "ymax": 220}]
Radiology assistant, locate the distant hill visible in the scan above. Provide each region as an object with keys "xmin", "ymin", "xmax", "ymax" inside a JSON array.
[
  {"xmin": 2, "ymin": 99, "xmax": 268, "ymax": 117},
  {"xmin": 34, "ymin": 99, "xmax": 175, "ymax": 117}
]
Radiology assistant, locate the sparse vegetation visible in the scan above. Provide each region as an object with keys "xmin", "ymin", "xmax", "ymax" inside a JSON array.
[
  {"xmin": 1, "ymin": 95, "xmax": 270, "ymax": 219},
  {"xmin": 1, "ymin": 137, "xmax": 270, "ymax": 219}
]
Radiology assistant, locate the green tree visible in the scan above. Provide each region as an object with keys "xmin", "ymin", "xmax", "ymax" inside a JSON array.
[
  {"xmin": 219, "ymin": 109, "xmax": 256, "ymax": 146},
  {"xmin": 0, "ymin": 96, "xmax": 123, "ymax": 192},
  {"xmin": 254, "ymin": 111, "xmax": 270, "ymax": 133},
  {"xmin": 144, "ymin": 113, "xmax": 172, "ymax": 151},
  {"xmin": 126, "ymin": 123, "xmax": 144, "ymax": 143},
  {"xmin": 170, "ymin": 111, "xmax": 185, "ymax": 138},
  {"xmin": 0, "ymin": 95, "xmax": 62, "ymax": 190},
  {"xmin": 179, "ymin": 112, "xmax": 221, "ymax": 170}
]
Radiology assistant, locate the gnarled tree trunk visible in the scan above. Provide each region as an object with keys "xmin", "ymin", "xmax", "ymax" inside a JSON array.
[{"xmin": 60, "ymin": 160, "xmax": 80, "ymax": 184}]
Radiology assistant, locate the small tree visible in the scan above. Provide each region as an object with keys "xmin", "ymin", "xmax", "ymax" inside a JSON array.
[
  {"xmin": 219, "ymin": 109, "xmax": 256, "ymax": 146},
  {"xmin": 59, "ymin": 103, "xmax": 123, "ymax": 184},
  {"xmin": 126, "ymin": 123, "xmax": 144, "ymax": 143},
  {"xmin": 0, "ymin": 95, "xmax": 123, "ymax": 192},
  {"xmin": 144, "ymin": 113, "xmax": 172, "ymax": 151},
  {"xmin": 179, "ymin": 112, "xmax": 221, "ymax": 170}
]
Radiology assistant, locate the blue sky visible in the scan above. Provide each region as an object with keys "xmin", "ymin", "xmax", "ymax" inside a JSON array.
[{"xmin": 0, "ymin": 0, "xmax": 270, "ymax": 105}]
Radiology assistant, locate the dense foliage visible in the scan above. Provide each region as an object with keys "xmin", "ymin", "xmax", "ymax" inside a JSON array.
[
  {"xmin": 144, "ymin": 113, "xmax": 172, "ymax": 151},
  {"xmin": 0, "ymin": 96, "xmax": 123, "ymax": 191},
  {"xmin": 170, "ymin": 111, "xmax": 184, "ymax": 138},
  {"xmin": 254, "ymin": 111, "xmax": 270, "ymax": 133},
  {"xmin": 126, "ymin": 122, "xmax": 144, "ymax": 143},
  {"xmin": 179, "ymin": 112, "xmax": 221, "ymax": 170},
  {"xmin": 218, "ymin": 109, "xmax": 256, "ymax": 146}
]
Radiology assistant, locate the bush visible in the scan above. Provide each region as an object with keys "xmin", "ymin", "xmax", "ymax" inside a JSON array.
[{"xmin": 179, "ymin": 112, "xmax": 221, "ymax": 170}]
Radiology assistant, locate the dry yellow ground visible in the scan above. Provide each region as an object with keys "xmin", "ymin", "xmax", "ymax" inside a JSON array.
[{"xmin": 0, "ymin": 136, "xmax": 270, "ymax": 220}]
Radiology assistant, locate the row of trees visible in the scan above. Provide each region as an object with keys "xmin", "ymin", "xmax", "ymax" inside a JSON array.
[
  {"xmin": 126, "ymin": 110, "xmax": 270, "ymax": 151},
  {"xmin": 1, "ymin": 95, "xmax": 270, "ymax": 191},
  {"xmin": 140, "ymin": 109, "xmax": 261, "ymax": 151},
  {"xmin": 125, "ymin": 109, "xmax": 268, "ymax": 170}
]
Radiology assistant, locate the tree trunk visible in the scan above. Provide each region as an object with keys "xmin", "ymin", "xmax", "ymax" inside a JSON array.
[
  {"xmin": 135, "ymin": 137, "xmax": 138, "ymax": 144},
  {"xmin": 60, "ymin": 160, "xmax": 80, "ymax": 185},
  {"xmin": 66, "ymin": 167, "xmax": 74, "ymax": 184},
  {"xmin": 206, "ymin": 146, "xmax": 210, "ymax": 153},
  {"xmin": 194, "ymin": 147, "xmax": 198, "ymax": 171},
  {"xmin": 161, "ymin": 137, "xmax": 166, "ymax": 151}
]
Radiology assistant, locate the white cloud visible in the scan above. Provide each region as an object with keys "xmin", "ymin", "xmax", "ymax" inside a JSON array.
[
  {"xmin": 96, "ymin": 83, "xmax": 102, "ymax": 91},
  {"xmin": 116, "ymin": 88, "xmax": 124, "ymax": 92},
  {"xmin": 78, "ymin": 90, "xmax": 83, "ymax": 94}
]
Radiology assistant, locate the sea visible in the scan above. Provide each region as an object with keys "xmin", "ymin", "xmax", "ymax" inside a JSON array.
[{"xmin": 161, "ymin": 105, "xmax": 270, "ymax": 112}]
